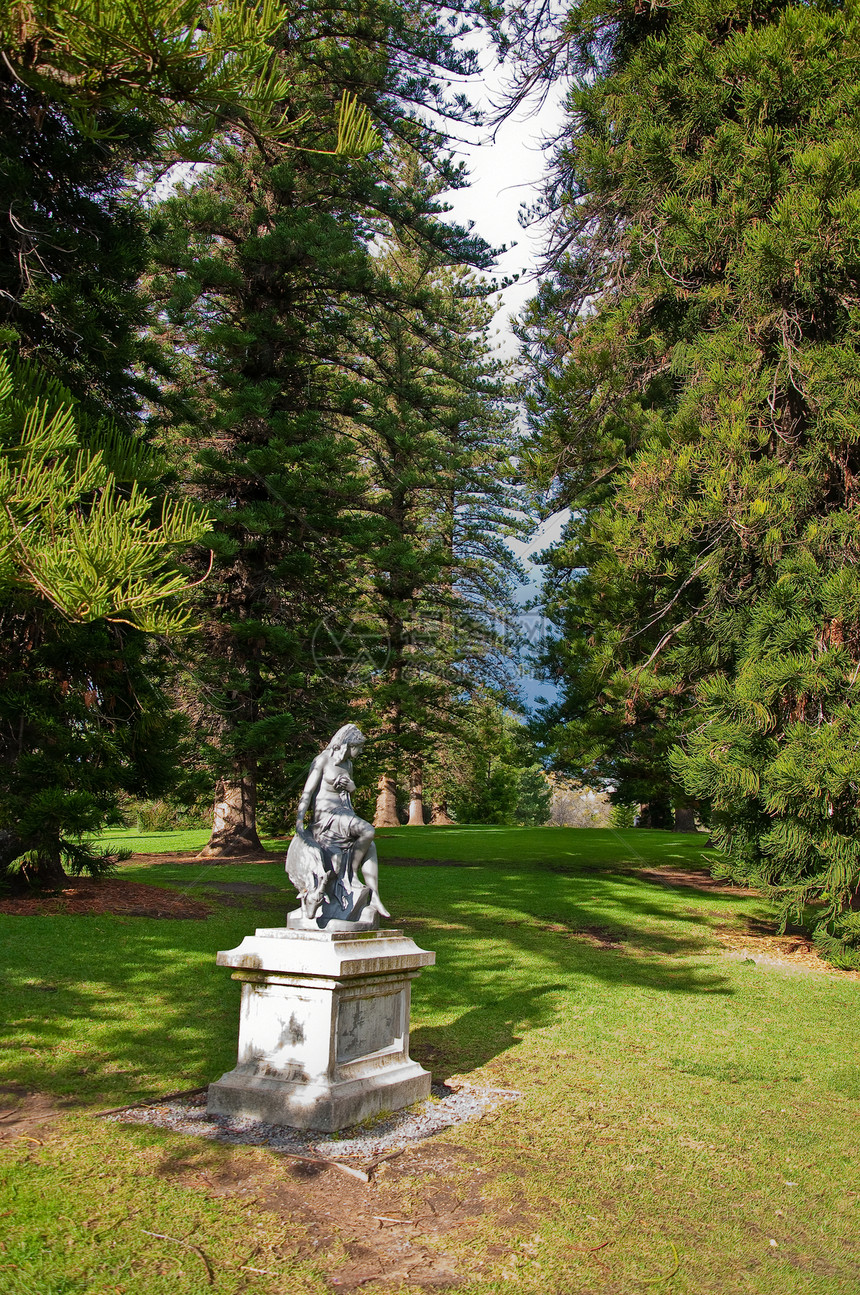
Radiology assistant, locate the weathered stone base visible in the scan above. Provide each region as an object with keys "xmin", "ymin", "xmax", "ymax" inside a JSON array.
[
  {"xmin": 207, "ymin": 1059, "xmax": 431, "ymax": 1131},
  {"xmin": 207, "ymin": 927, "xmax": 435, "ymax": 1133}
]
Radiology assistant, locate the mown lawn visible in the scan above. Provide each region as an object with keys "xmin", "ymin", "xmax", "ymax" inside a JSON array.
[{"xmin": 0, "ymin": 827, "xmax": 857, "ymax": 1294}]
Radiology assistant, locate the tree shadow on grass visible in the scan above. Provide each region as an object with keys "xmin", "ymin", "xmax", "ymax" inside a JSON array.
[
  {"xmin": 453, "ymin": 869, "xmax": 744, "ymax": 954},
  {"xmin": 410, "ymin": 985, "xmax": 565, "ymax": 1076},
  {"xmin": 0, "ymin": 848, "xmax": 737, "ymax": 1109},
  {"xmin": 0, "ymin": 915, "xmax": 252, "ymax": 1108},
  {"xmin": 399, "ymin": 902, "xmax": 732, "ymax": 1077}
]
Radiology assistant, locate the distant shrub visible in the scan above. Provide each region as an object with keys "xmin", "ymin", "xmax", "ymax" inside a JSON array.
[
  {"xmin": 609, "ymin": 803, "xmax": 637, "ymax": 829},
  {"xmin": 127, "ymin": 800, "xmax": 209, "ymax": 833}
]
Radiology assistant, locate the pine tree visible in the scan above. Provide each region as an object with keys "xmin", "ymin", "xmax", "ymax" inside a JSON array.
[
  {"xmin": 0, "ymin": 353, "xmax": 208, "ymax": 882},
  {"xmin": 151, "ymin": 2, "xmax": 510, "ymax": 854},
  {"xmin": 531, "ymin": 524, "xmax": 700, "ymax": 829},
  {"xmin": 0, "ymin": 0, "xmax": 376, "ymax": 415},
  {"xmin": 431, "ymin": 695, "xmax": 551, "ymax": 826},
  {"xmin": 1, "ymin": 0, "xmax": 311, "ymax": 150},
  {"xmin": 514, "ymin": 0, "xmax": 860, "ymax": 952},
  {"xmin": 151, "ymin": 134, "xmax": 375, "ymax": 854},
  {"xmin": 339, "ymin": 202, "xmax": 522, "ymax": 828},
  {"xmin": 0, "ymin": 0, "xmax": 313, "ymax": 881}
]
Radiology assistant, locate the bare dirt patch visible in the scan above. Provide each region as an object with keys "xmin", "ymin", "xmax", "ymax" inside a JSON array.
[
  {"xmin": 0, "ymin": 877, "xmax": 211, "ymax": 918},
  {"xmin": 637, "ymin": 866, "xmax": 749, "ymax": 894},
  {"xmin": 130, "ymin": 850, "xmax": 280, "ymax": 868},
  {"xmin": 716, "ymin": 925, "xmax": 860, "ymax": 978},
  {"xmin": 539, "ymin": 921, "xmax": 624, "ymax": 949},
  {"xmin": 112, "ymin": 1086, "xmax": 523, "ymax": 1290},
  {"xmin": 161, "ymin": 1136, "xmax": 523, "ymax": 1291},
  {"xmin": 0, "ymin": 848, "xmax": 283, "ymax": 916},
  {"xmin": 0, "ymin": 1083, "xmax": 74, "ymax": 1147},
  {"xmin": 638, "ymin": 868, "xmax": 859, "ymax": 979}
]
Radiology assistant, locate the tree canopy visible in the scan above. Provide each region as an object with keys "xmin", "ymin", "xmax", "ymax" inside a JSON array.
[
  {"xmin": 8, "ymin": 0, "xmax": 860, "ymax": 972},
  {"xmin": 515, "ymin": 0, "xmax": 860, "ymax": 962}
]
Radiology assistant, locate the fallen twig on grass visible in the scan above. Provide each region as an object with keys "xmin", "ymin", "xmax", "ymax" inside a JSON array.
[
  {"xmin": 280, "ymin": 1145, "xmax": 407, "ymax": 1182},
  {"xmin": 93, "ymin": 1086, "xmax": 208, "ymax": 1118},
  {"xmin": 641, "ymin": 1241, "xmax": 680, "ymax": 1284},
  {"xmin": 337, "ymin": 1163, "xmax": 371, "ymax": 1182},
  {"xmin": 569, "ymin": 1238, "xmax": 613, "ymax": 1274},
  {"xmin": 141, "ymin": 1230, "xmax": 214, "ymax": 1285},
  {"xmin": 277, "ymin": 1150, "xmax": 371, "ymax": 1183},
  {"xmin": 365, "ymin": 1147, "xmax": 405, "ymax": 1175}
]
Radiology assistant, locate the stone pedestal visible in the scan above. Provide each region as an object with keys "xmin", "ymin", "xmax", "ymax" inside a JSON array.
[{"xmin": 207, "ymin": 927, "xmax": 435, "ymax": 1132}]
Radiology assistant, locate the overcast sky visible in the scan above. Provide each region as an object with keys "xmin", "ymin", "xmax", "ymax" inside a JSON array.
[
  {"xmin": 439, "ymin": 56, "xmax": 568, "ymax": 357},
  {"xmin": 434, "ymin": 63, "xmax": 570, "ymax": 707}
]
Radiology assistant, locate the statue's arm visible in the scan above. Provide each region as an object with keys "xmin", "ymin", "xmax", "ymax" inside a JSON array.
[{"xmin": 296, "ymin": 757, "xmax": 324, "ymax": 832}]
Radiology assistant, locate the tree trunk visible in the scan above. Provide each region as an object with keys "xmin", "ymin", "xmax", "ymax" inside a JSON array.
[
  {"xmin": 374, "ymin": 774, "xmax": 400, "ymax": 828},
  {"xmin": 198, "ymin": 774, "xmax": 264, "ymax": 857},
  {"xmin": 430, "ymin": 798, "xmax": 454, "ymax": 825},
  {"xmin": 20, "ymin": 845, "xmax": 67, "ymax": 888},
  {"xmin": 673, "ymin": 804, "xmax": 699, "ymax": 833},
  {"xmin": 407, "ymin": 762, "xmax": 424, "ymax": 826},
  {"xmin": 636, "ymin": 798, "xmax": 674, "ymax": 829}
]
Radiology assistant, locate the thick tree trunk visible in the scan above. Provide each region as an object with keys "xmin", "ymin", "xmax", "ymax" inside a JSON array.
[
  {"xmin": 407, "ymin": 762, "xmax": 424, "ymax": 826},
  {"xmin": 673, "ymin": 804, "xmax": 700, "ymax": 833},
  {"xmin": 636, "ymin": 798, "xmax": 674, "ymax": 829},
  {"xmin": 430, "ymin": 799, "xmax": 454, "ymax": 825},
  {"xmin": 19, "ymin": 845, "xmax": 67, "ymax": 888},
  {"xmin": 373, "ymin": 774, "xmax": 400, "ymax": 828},
  {"xmin": 198, "ymin": 774, "xmax": 264, "ymax": 857}
]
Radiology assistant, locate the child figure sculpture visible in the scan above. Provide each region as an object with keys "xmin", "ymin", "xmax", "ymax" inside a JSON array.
[{"xmin": 286, "ymin": 724, "xmax": 390, "ymax": 929}]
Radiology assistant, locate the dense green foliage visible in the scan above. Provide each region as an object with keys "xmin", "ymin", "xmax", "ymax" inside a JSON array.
[
  {"xmin": 0, "ymin": 0, "xmax": 326, "ymax": 880},
  {"xmin": 152, "ymin": 9, "xmax": 521, "ymax": 849},
  {"xmin": 515, "ymin": 0, "xmax": 860, "ymax": 958},
  {"xmin": 0, "ymin": 355, "xmax": 207, "ymax": 631},
  {"xmin": 0, "ymin": 354, "xmax": 209, "ymax": 882},
  {"xmin": 0, "ymin": 0, "xmax": 308, "ymax": 152},
  {"xmin": 434, "ymin": 700, "xmax": 553, "ymax": 826},
  {"xmin": 346, "ymin": 212, "xmax": 522, "ymax": 825},
  {"xmin": 154, "ymin": 127, "xmax": 378, "ymax": 850}
]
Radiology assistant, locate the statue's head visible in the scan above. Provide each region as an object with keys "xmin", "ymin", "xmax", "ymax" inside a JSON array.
[{"xmin": 327, "ymin": 723, "xmax": 366, "ymax": 759}]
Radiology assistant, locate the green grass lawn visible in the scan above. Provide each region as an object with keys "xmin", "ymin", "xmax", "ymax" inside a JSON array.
[{"xmin": 1, "ymin": 827, "xmax": 857, "ymax": 1294}]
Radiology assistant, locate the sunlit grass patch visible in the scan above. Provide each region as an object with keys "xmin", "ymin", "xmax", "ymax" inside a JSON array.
[{"xmin": 1, "ymin": 827, "xmax": 857, "ymax": 1293}]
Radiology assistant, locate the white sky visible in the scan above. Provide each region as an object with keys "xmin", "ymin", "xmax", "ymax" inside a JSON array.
[
  {"xmin": 435, "ymin": 58, "xmax": 570, "ymax": 707},
  {"xmin": 439, "ymin": 63, "xmax": 568, "ymax": 358}
]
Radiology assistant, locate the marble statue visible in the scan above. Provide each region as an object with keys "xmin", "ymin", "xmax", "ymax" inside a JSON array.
[
  {"xmin": 286, "ymin": 723, "xmax": 390, "ymax": 928},
  {"xmin": 211, "ymin": 722, "xmax": 433, "ymax": 1129}
]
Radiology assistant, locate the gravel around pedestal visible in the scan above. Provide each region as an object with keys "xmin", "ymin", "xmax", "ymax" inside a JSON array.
[{"xmin": 107, "ymin": 1083, "xmax": 519, "ymax": 1164}]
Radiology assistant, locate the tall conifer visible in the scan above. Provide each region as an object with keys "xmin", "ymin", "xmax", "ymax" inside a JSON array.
[
  {"xmin": 341, "ymin": 199, "xmax": 521, "ymax": 826},
  {"xmin": 514, "ymin": 0, "xmax": 860, "ymax": 955},
  {"xmin": 0, "ymin": 0, "xmax": 304, "ymax": 880},
  {"xmin": 153, "ymin": 2, "xmax": 504, "ymax": 853}
]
